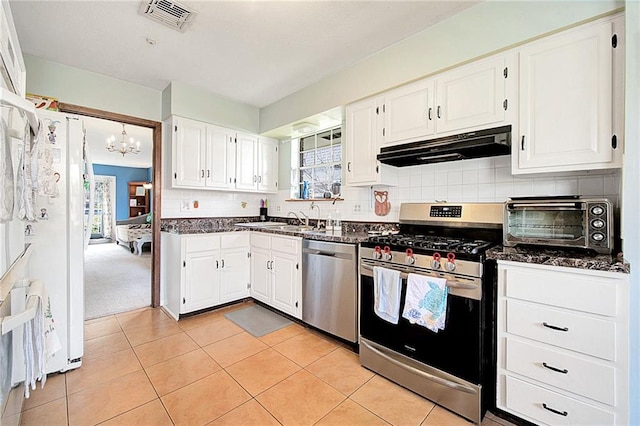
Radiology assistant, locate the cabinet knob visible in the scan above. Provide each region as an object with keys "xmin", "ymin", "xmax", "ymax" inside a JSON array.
[
  {"xmin": 347, "ymin": 162, "xmax": 352, "ymax": 172},
  {"xmin": 521, "ymin": 135, "xmax": 525, "ymax": 151},
  {"xmin": 428, "ymin": 107, "xmax": 432, "ymax": 121},
  {"xmin": 437, "ymin": 106, "xmax": 442, "ymax": 119}
]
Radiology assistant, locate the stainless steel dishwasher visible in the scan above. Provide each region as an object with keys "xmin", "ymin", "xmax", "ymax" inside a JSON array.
[{"xmin": 302, "ymin": 239, "xmax": 358, "ymax": 343}]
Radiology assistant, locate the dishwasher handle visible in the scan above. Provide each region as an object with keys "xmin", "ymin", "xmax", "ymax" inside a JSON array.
[{"xmin": 303, "ymin": 248, "xmax": 353, "ymax": 260}]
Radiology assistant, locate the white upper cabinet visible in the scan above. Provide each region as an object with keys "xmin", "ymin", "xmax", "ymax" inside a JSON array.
[
  {"xmin": 169, "ymin": 116, "xmax": 278, "ymax": 193},
  {"xmin": 0, "ymin": 3, "xmax": 26, "ymax": 96},
  {"xmin": 435, "ymin": 55, "xmax": 508, "ymax": 135},
  {"xmin": 344, "ymin": 96, "xmax": 398, "ymax": 187},
  {"xmin": 513, "ymin": 15, "xmax": 623, "ymax": 174},
  {"xmin": 383, "ymin": 79, "xmax": 435, "ymax": 143},
  {"xmin": 173, "ymin": 117, "xmax": 207, "ymax": 188},
  {"xmin": 235, "ymin": 132, "xmax": 259, "ymax": 190},
  {"xmin": 257, "ymin": 137, "xmax": 279, "ymax": 192},
  {"xmin": 235, "ymin": 134, "xmax": 279, "ymax": 192},
  {"xmin": 206, "ymin": 125, "xmax": 236, "ymax": 189},
  {"xmin": 380, "ymin": 54, "xmax": 510, "ymax": 147}
]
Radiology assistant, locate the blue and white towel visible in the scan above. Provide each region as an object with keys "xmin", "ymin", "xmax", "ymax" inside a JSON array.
[
  {"xmin": 373, "ymin": 266, "xmax": 402, "ymax": 324},
  {"xmin": 402, "ymin": 274, "xmax": 449, "ymax": 332}
]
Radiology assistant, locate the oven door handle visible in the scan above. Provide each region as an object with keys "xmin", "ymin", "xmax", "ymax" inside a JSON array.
[
  {"xmin": 361, "ymin": 340, "xmax": 476, "ymax": 394},
  {"xmin": 360, "ymin": 264, "xmax": 478, "ymax": 291}
]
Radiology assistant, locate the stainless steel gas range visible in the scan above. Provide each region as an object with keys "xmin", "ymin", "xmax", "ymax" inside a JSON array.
[{"xmin": 358, "ymin": 202, "xmax": 503, "ymax": 424}]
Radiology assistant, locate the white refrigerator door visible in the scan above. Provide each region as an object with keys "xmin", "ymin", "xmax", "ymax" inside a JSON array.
[{"xmin": 24, "ymin": 110, "xmax": 84, "ymax": 375}]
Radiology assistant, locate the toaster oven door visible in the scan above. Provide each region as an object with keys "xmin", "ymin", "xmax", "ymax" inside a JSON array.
[{"xmin": 504, "ymin": 202, "xmax": 587, "ymax": 248}]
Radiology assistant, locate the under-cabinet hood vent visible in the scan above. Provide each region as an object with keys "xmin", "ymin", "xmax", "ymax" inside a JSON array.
[
  {"xmin": 139, "ymin": 0, "xmax": 197, "ymax": 32},
  {"xmin": 377, "ymin": 125, "xmax": 511, "ymax": 167}
]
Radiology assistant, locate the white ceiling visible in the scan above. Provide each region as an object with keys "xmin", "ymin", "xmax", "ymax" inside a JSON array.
[
  {"xmin": 9, "ymin": 0, "xmax": 479, "ymax": 110},
  {"xmin": 10, "ymin": 0, "xmax": 480, "ymax": 153}
]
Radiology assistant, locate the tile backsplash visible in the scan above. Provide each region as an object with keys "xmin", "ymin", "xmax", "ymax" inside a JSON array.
[{"xmin": 161, "ymin": 156, "xmax": 621, "ymax": 224}]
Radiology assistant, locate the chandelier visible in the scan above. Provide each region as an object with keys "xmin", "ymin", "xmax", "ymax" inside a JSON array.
[{"xmin": 106, "ymin": 123, "xmax": 140, "ymax": 156}]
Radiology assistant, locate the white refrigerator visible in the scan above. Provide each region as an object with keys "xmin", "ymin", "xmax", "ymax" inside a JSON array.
[{"xmin": 18, "ymin": 109, "xmax": 86, "ymax": 378}]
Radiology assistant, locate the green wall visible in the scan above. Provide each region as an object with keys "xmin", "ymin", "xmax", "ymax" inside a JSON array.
[{"xmin": 24, "ymin": 54, "xmax": 162, "ymax": 121}]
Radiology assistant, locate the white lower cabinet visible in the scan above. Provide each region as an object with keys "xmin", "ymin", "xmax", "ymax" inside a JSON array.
[
  {"xmin": 161, "ymin": 232, "xmax": 250, "ymax": 319},
  {"xmin": 249, "ymin": 233, "xmax": 302, "ymax": 319},
  {"xmin": 496, "ymin": 261, "xmax": 628, "ymax": 425}
]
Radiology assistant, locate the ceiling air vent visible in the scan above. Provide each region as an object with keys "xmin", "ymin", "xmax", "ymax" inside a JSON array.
[{"xmin": 139, "ymin": 0, "xmax": 197, "ymax": 32}]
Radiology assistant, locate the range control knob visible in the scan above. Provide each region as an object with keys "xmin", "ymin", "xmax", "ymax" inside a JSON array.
[
  {"xmin": 591, "ymin": 219, "xmax": 605, "ymax": 229},
  {"xmin": 591, "ymin": 232, "xmax": 605, "ymax": 242},
  {"xmin": 590, "ymin": 205, "xmax": 605, "ymax": 216},
  {"xmin": 382, "ymin": 246, "xmax": 393, "ymax": 261},
  {"xmin": 405, "ymin": 248, "xmax": 415, "ymax": 265},
  {"xmin": 430, "ymin": 252, "xmax": 442, "ymax": 269},
  {"xmin": 373, "ymin": 246, "xmax": 382, "ymax": 260},
  {"xmin": 445, "ymin": 252, "xmax": 456, "ymax": 272}
]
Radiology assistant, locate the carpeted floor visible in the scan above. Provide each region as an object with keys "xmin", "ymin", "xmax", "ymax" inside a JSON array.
[{"xmin": 84, "ymin": 242, "xmax": 151, "ymax": 319}]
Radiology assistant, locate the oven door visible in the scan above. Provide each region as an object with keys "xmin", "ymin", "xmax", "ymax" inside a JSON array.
[{"xmin": 359, "ymin": 262, "xmax": 484, "ymax": 385}]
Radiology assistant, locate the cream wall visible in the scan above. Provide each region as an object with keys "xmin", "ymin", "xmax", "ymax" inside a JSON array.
[{"xmin": 259, "ymin": 0, "xmax": 622, "ymax": 133}]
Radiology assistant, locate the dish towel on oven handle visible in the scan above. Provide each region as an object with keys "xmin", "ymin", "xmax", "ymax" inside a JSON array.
[
  {"xmin": 402, "ymin": 273, "xmax": 449, "ymax": 332},
  {"xmin": 373, "ymin": 266, "xmax": 402, "ymax": 324}
]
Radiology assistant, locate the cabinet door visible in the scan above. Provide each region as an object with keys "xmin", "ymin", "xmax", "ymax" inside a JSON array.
[
  {"xmin": 345, "ymin": 97, "xmax": 382, "ymax": 185},
  {"xmin": 435, "ymin": 55, "xmax": 506, "ymax": 135},
  {"xmin": 235, "ymin": 132, "xmax": 259, "ymax": 190},
  {"xmin": 257, "ymin": 138, "xmax": 279, "ymax": 192},
  {"xmin": 250, "ymin": 247, "xmax": 271, "ymax": 304},
  {"xmin": 206, "ymin": 125, "xmax": 236, "ymax": 189},
  {"xmin": 383, "ymin": 79, "xmax": 435, "ymax": 144},
  {"xmin": 271, "ymin": 250, "xmax": 300, "ymax": 318},
  {"xmin": 219, "ymin": 246, "xmax": 250, "ymax": 303},
  {"xmin": 174, "ymin": 117, "xmax": 206, "ymax": 188},
  {"xmin": 183, "ymin": 249, "xmax": 220, "ymax": 312},
  {"xmin": 517, "ymin": 20, "xmax": 613, "ymax": 171}
]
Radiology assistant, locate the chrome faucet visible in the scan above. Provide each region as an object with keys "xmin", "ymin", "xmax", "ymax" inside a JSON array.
[
  {"xmin": 287, "ymin": 211, "xmax": 308, "ymax": 226},
  {"xmin": 310, "ymin": 202, "xmax": 320, "ymax": 229}
]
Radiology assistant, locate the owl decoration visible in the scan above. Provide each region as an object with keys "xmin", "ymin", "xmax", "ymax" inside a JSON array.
[{"xmin": 374, "ymin": 190, "xmax": 391, "ymax": 216}]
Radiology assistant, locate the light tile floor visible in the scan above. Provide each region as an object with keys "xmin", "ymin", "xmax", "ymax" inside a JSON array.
[{"xmin": 19, "ymin": 302, "xmax": 516, "ymax": 426}]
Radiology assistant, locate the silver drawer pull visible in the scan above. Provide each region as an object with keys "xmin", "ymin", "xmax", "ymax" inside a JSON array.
[
  {"xmin": 542, "ymin": 403, "xmax": 568, "ymax": 417},
  {"xmin": 542, "ymin": 322, "xmax": 569, "ymax": 332},
  {"xmin": 542, "ymin": 362, "xmax": 568, "ymax": 374}
]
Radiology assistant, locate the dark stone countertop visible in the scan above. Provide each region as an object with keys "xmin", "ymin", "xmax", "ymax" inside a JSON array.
[
  {"xmin": 160, "ymin": 217, "xmax": 378, "ymax": 244},
  {"xmin": 487, "ymin": 245, "xmax": 630, "ymax": 274}
]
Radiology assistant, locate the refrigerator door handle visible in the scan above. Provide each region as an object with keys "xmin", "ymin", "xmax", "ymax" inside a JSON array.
[{"xmin": 83, "ymin": 126, "xmax": 95, "ymax": 250}]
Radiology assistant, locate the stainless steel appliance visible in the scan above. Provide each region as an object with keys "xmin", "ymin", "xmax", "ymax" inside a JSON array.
[
  {"xmin": 302, "ymin": 240, "xmax": 357, "ymax": 343},
  {"xmin": 377, "ymin": 125, "xmax": 511, "ymax": 166},
  {"xmin": 359, "ymin": 202, "xmax": 503, "ymax": 424},
  {"xmin": 503, "ymin": 196, "xmax": 613, "ymax": 254}
]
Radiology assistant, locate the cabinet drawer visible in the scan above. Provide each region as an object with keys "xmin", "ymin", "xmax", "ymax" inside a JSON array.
[
  {"xmin": 505, "ymin": 375, "xmax": 614, "ymax": 425},
  {"xmin": 221, "ymin": 232, "xmax": 249, "ymax": 249},
  {"xmin": 504, "ymin": 266, "xmax": 617, "ymax": 316},
  {"xmin": 250, "ymin": 233, "xmax": 271, "ymax": 249},
  {"xmin": 271, "ymin": 236, "xmax": 300, "ymax": 254},
  {"xmin": 506, "ymin": 299, "xmax": 616, "ymax": 360},
  {"xmin": 185, "ymin": 235, "xmax": 220, "ymax": 253},
  {"xmin": 506, "ymin": 338, "xmax": 615, "ymax": 405}
]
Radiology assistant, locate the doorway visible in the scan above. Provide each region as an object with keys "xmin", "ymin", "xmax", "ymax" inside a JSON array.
[{"xmin": 59, "ymin": 102, "xmax": 162, "ymax": 308}]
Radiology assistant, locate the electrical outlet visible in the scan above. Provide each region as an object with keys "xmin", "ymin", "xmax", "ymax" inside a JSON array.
[
  {"xmin": 353, "ymin": 203, "xmax": 362, "ymax": 214},
  {"xmin": 276, "ymin": 205, "xmax": 281, "ymax": 213}
]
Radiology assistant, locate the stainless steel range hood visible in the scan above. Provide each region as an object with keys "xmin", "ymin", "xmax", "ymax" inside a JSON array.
[{"xmin": 377, "ymin": 125, "xmax": 511, "ymax": 167}]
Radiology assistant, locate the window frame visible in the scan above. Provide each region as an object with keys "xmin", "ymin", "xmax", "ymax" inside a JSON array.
[{"xmin": 290, "ymin": 125, "xmax": 342, "ymax": 200}]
